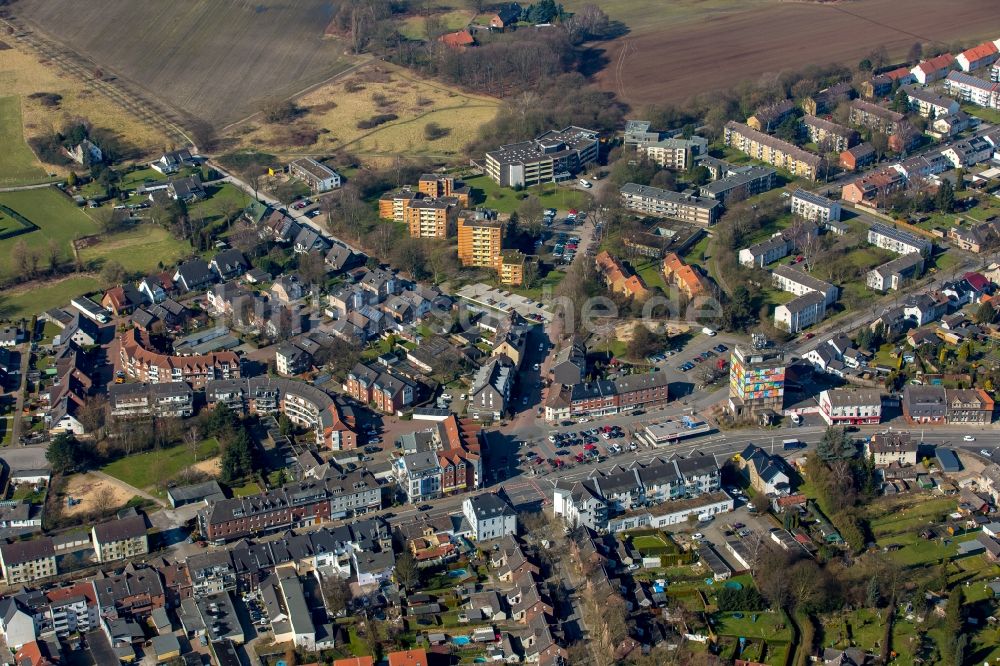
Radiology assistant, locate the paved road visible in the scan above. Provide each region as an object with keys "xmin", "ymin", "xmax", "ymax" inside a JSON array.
[
  {"xmin": 0, "ymin": 182, "xmax": 56, "ymax": 193},
  {"xmin": 9, "ymin": 344, "xmax": 29, "ymax": 446}
]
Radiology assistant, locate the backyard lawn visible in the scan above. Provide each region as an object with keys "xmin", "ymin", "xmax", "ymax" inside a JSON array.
[
  {"xmin": 711, "ymin": 609, "xmax": 792, "ymax": 642},
  {"xmin": 0, "ymin": 187, "xmax": 99, "ymax": 279},
  {"xmin": 0, "ymin": 275, "xmax": 101, "ymax": 320},
  {"xmin": 0, "ymin": 96, "xmax": 49, "ymax": 186},
  {"xmin": 463, "ymin": 174, "xmax": 591, "ymax": 215},
  {"xmin": 101, "ymin": 438, "xmax": 220, "ymax": 490},
  {"xmin": 79, "ymin": 224, "xmax": 190, "ymax": 274}
]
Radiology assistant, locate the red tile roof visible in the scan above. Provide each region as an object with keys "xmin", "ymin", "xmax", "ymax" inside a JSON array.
[
  {"xmin": 438, "ymin": 29, "xmax": 474, "ymax": 48},
  {"xmin": 960, "ymin": 41, "xmax": 998, "ymax": 63},
  {"xmin": 917, "ymin": 53, "xmax": 955, "ymax": 74}
]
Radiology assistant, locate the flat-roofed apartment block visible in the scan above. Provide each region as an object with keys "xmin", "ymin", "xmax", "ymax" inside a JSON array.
[
  {"xmin": 457, "ymin": 209, "xmax": 503, "ymax": 268},
  {"xmin": 848, "ymin": 99, "xmax": 906, "ymax": 134},
  {"xmin": 379, "ymin": 188, "xmax": 421, "ymax": 221},
  {"xmin": 790, "ymin": 189, "xmax": 841, "ymax": 223},
  {"xmin": 699, "ymin": 166, "xmax": 776, "ymax": 206},
  {"xmin": 418, "ymin": 174, "xmax": 471, "ymax": 207},
  {"xmin": 485, "ymin": 126, "xmax": 599, "ymax": 188},
  {"xmin": 0, "ymin": 537, "xmax": 57, "ymax": 585},
  {"xmin": 868, "ymin": 223, "xmax": 931, "ymax": 256},
  {"xmin": 638, "ymin": 136, "xmax": 707, "ymax": 169},
  {"xmin": 404, "ymin": 198, "xmax": 455, "ymax": 239},
  {"xmin": 619, "ymin": 183, "xmax": 721, "ymax": 226},
  {"xmin": 288, "ymin": 158, "xmax": 341, "ymax": 192},
  {"xmin": 499, "ymin": 250, "xmax": 527, "ymax": 286},
  {"xmin": 723, "ymin": 122, "xmax": 822, "ymax": 180},
  {"xmin": 802, "ymin": 115, "xmax": 858, "ymax": 152}
]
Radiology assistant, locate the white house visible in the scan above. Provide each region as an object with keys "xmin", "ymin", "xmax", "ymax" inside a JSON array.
[
  {"xmin": 289, "ymin": 158, "xmax": 341, "ymax": 192},
  {"xmin": 463, "ymin": 493, "xmax": 517, "ymax": 541}
]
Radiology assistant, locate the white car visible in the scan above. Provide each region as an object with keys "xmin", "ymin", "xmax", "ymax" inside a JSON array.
[
  {"xmin": 532, "ymin": 363, "xmax": 540, "ymax": 371},
  {"xmin": 578, "ymin": 178, "xmax": 592, "ymax": 188},
  {"xmin": 964, "ymin": 435, "xmax": 976, "ymax": 442},
  {"xmin": 980, "ymin": 449, "xmax": 992, "ymax": 457},
  {"xmin": 701, "ymin": 327, "xmax": 717, "ymax": 336},
  {"xmin": 692, "ymin": 533, "xmax": 704, "ymax": 540}
]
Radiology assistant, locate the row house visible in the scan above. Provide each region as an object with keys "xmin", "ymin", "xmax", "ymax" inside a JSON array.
[
  {"xmin": 542, "ymin": 371, "xmax": 672, "ymax": 421},
  {"xmin": 902, "ymin": 385, "xmax": 994, "ymax": 425},
  {"xmin": 199, "ymin": 480, "xmax": 333, "ymax": 544},
  {"xmin": 107, "ymin": 382, "xmax": 194, "ymax": 419},
  {"xmin": 206, "ymin": 376, "xmax": 357, "ymax": 450},
  {"xmin": 93, "ymin": 563, "xmax": 166, "ymax": 621},
  {"xmin": 911, "ymin": 53, "xmax": 956, "ymax": 85},
  {"xmin": 595, "ymin": 251, "xmax": 650, "ymax": 300},
  {"xmin": 118, "ymin": 329, "xmax": 240, "ymax": 388},
  {"xmin": 345, "ymin": 363, "xmax": 417, "ymax": 415},
  {"xmin": 818, "ymin": 388, "xmax": 882, "ymax": 426}
]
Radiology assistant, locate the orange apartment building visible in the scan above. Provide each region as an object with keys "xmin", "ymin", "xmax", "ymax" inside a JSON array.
[
  {"xmin": 418, "ymin": 174, "xmax": 470, "ymax": 206},
  {"xmin": 403, "ymin": 198, "xmax": 455, "ymax": 239},
  {"xmin": 499, "ymin": 250, "xmax": 527, "ymax": 286},
  {"xmin": 457, "ymin": 210, "xmax": 504, "ymax": 268}
]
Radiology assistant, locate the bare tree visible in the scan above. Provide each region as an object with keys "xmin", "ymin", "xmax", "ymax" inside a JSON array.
[
  {"xmin": 46, "ymin": 239, "xmax": 62, "ymax": 274},
  {"xmin": 94, "ymin": 486, "xmax": 117, "ymax": 514}
]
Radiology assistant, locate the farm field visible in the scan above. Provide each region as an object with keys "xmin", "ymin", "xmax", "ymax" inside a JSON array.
[
  {"xmin": 0, "ymin": 187, "xmax": 98, "ymax": 278},
  {"xmin": 0, "ymin": 39, "xmax": 170, "ymax": 162},
  {"xmin": 235, "ymin": 64, "xmax": 499, "ymax": 160},
  {"xmin": 0, "ymin": 275, "xmax": 101, "ymax": 320},
  {"xmin": 562, "ymin": 0, "xmax": 1000, "ymax": 106},
  {"xmin": 13, "ymin": 0, "xmax": 360, "ymax": 128},
  {"xmin": 79, "ymin": 224, "xmax": 190, "ymax": 275},
  {"xmin": 0, "ymin": 96, "xmax": 49, "ymax": 186}
]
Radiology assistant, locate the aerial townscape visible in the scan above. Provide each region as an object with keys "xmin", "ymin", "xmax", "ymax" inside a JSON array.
[{"xmin": 6, "ymin": 1, "xmax": 1000, "ymax": 666}]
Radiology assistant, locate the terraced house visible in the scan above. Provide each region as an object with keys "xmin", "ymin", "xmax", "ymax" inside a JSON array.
[
  {"xmin": 345, "ymin": 363, "xmax": 417, "ymax": 415},
  {"xmin": 723, "ymin": 121, "xmax": 822, "ymax": 180}
]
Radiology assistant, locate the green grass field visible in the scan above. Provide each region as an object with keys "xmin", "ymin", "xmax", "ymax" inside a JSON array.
[
  {"xmin": 79, "ymin": 224, "xmax": 190, "ymax": 274},
  {"xmin": 463, "ymin": 174, "xmax": 591, "ymax": 215},
  {"xmin": 101, "ymin": 438, "xmax": 220, "ymax": 490},
  {"xmin": 632, "ymin": 534, "xmax": 669, "ymax": 552},
  {"xmin": 0, "ymin": 275, "xmax": 101, "ymax": 320},
  {"xmin": 0, "ymin": 96, "xmax": 49, "ymax": 186},
  {"xmin": 0, "ymin": 187, "xmax": 99, "ymax": 278},
  {"xmin": 188, "ymin": 182, "xmax": 252, "ymax": 224},
  {"xmin": 712, "ymin": 610, "xmax": 792, "ymax": 642}
]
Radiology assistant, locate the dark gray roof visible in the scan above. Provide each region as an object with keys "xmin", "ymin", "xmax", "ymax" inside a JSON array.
[
  {"xmin": 0, "ymin": 537, "xmax": 54, "ymax": 565},
  {"xmin": 93, "ymin": 514, "xmax": 147, "ymax": 544}
]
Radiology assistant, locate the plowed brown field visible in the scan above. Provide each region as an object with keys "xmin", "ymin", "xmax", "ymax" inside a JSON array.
[{"xmin": 575, "ymin": 0, "xmax": 1000, "ymax": 106}]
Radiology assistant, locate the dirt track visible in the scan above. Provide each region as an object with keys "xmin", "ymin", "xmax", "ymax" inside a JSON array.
[{"xmin": 594, "ymin": 0, "xmax": 1000, "ymax": 106}]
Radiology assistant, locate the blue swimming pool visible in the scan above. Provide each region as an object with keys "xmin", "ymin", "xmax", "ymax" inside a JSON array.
[
  {"xmin": 453, "ymin": 636, "xmax": 471, "ymax": 646},
  {"xmin": 726, "ymin": 581, "xmax": 743, "ymax": 590},
  {"xmin": 448, "ymin": 568, "xmax": 468, "ymax": 577}
]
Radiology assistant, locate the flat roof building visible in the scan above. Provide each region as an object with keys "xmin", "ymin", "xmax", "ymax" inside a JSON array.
[{"xmin": 485, "ymin": 127, "xmax": 599, "ymax": 188}]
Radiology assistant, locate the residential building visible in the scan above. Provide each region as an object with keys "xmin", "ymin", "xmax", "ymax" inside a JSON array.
[
  {"xmin": 396, "ymin": 416, "xmax": 481, "ymax": 500},
  {"xmin": 150, "ymin": 148, "xmax": 195, "ymax": 174},
  {"xmin": 790, "ymin": 189, "xmax": 841, "ymax": 223},
  {"xmin": 108, "ymin": 382, "xmax": 194, "ymax": 419},
  {"xmin": 957, "ymin": 41, "xmax": 1000, "ymax": 72},
  {"xmin": 498, "ymin": 250, "xmax": 526, "ymax": 286},
  {"xmin": 92, "ymin": 514, "xmax": 148, "ymax": 563},
  {"xmin": 619, "ymin": 183, "xmax": 721, "ymax": 226},
  {"xmin": 552, "ymin": 480, "xmax": 608, "ymax": 531},
  {"xmin": 206, "ymin": 376, "xmax": 357, "ymax": 450},
  {"xmin": 484, "ymin": 126, "xmax": 599, "ymax": 188},
  {"xmin": 946, "ymin": 388, "xmax": 994, "ymax": 425},
  {"xmin": 487, "ymin": 3, "xmax": 520, "ymax": 29},
  {"xmin": 802, "ymin": 114, "xmax": 857, "ymax": 152},
  {"xmin": 623, "ymin": 119, "xmax": 668, "ymax": 147},
  {"xmin": 345, "ymin": 363, "xmax": 416, "ymax": 415},
  {"xmin": 724, "ymin": 122, "xmax": 822, "ymax": 180},
  {"xmin": 119, "ymin": 329, "xmax": 240, "ymax": 388},
  {"xmin": 698, "ymin": 165, "xmax": 777, "ymax": 205},
  {"xmin": 94, "ymin": 564, "xmax": 166, "ymax": 619},
  {"xmin": 172, "ymin": 259, "xmax": 215, "ymax": 292},
  {"xmin": 0, "ymin": 539, "xmax": 56, "ymax": 585},
  {"xmin": 867, "ymin": 253, "xmax": 924, "ymax": 291},
  {"xmin": 101, "ymin": 284, "xmax": 144, "ymax": 316},
  {"xmin": 889, "ymin": 125, "xmax": 920, "ymax": 153},
  {"xmin": 941, "ymin": 136, "xmax": 994, "ymax": 168},
  {"xmin": 661, "ymin": 252, "xmax": 711, "ymax": 298},
  {"xmin": 404, "ymin": 198, "xmax": 455, "ymax": 239},
  {"xmin": 842, "ymin": 168, "xmax": 907, "ymax": 207},
  {"xmin": 902, "ymin": 385, "xmax": 947, "ymax": 425},
  {"xmin": 930, "ymin": 111, "xmax": 973, "ymax": 138},
  {"xmin": 911, "ymin": 53, "xmax": 956, "ymax": 84},
  {"xmin": 165, "ymin": 175, "xmax": 205, "ymax": 202},
  {"xmin": 738, "ymin": 444, "xmax": 791, "ymax": 495},
  {"xmin": 595, "ymin": 250, "xmax": 650, "ymax": 300},
  {"xmin": 739, "ymin": 235, "xmax": 790, "ymax": 268},
  {"xmin": 903, "ymin": 86, "xmax": 960, "ymax": 118},
  {"xmin": 542, "ymin": 371, "xmax": 671, "ymax": 421},
  {"xmin": 327, "ymin": 469, "xmax": 382, "ymax": 519},
  {"xmin": 747, "ymin": 99, "xmax": 795, "ymax": 132},
  {"xmin": 262, "ymin": 569, "xmax": 320, "ymax": 651},
  {"xmin": 210, "ymin": 249, "xmax": 249, "ymax": 281},
  {"xmin": 469, "ymin": 357, "xmax": 514, "ymax": 421},
  {"xmin": 818, "ymin": 389, "xmax": 882, "ymax": 425},
  {"xmin": 456, "ymin": 209, "xmax": 503, "ymax": 268},
  {"xmin": 771, "ymin": 265, "xmax": 839, "ymax": 306},
  {"xmin": 774, "ymin": 291, "xmax": 827, "ymax": 333},
  {"xmin": 199, "ymin": 480, "xmax": 333, "ymax": 544},
  {"xmin": 849, "ymin": 99, "xmax": 906, "ymax": 134},
  {"xmin": 840, "ymin": 143, "xmax": 875, "ymax": 171},
  {"xmin": 638, "ymin": 136, "xmax": 707, "ymax": 169},
  {"xmin": 868, "ymin": 223, "xmax": 932, "ymax": 256},
  {"xmin": 463, "ymin": 493, "xmax": 517, "ymax": 541},
  {"xmin": 866, "ymin": 431, "xmax": 918, "ymax": 466},
  {"xmin": 550, "ymin": 337, "xmax": 586, "ymax": 385},
  {"xmin": 728, "ymin": 345, "xmax": 785, "ymax": 415},
  {"xmin": 388, "ymin": 649, "xmax": 429, "ymax": 666},
  {"xmin": 288, "ymin": 158, "xmax": 341, "ymax": 192},
  {"xmin": 802, "ymin": 82, "xmax": 854, "ymax": 115},
  {"xmin": 945, "ymin": 71, "xmax": 1000, "ymax": 109}
]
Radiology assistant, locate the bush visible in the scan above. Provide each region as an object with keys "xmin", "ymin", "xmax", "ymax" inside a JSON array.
[
  {"xmin": 28, "ymin": 135, "xmax": 72, "ymax": 166},
  {"xmin": 716, "ymin": 586, "xmax": 767, "ymax": 611},
  {"xmin": 27, "ymin": 92, "xmax": 62, "ymax": 107},
  {"xmin": 424, "ymin": 122, "xmax": 451, "ymax": 141},
  {"xmin": 356, "ymin": 114, "xmax": 398, "ymax": 130},
  {"xmin": 261, "ymin": 99, "xmax": 301, "ymax": 124}
]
